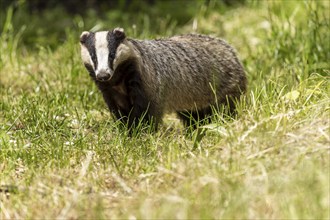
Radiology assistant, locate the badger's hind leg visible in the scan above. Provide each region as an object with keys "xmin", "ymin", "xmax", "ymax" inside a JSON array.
[{"xmin": 177, "ymin": 107, "xmax": 213, "ymax": 130}]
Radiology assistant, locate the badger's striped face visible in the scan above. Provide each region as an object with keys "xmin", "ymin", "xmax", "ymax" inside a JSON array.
[{"xmin": 80, "ymin": 28, "xmax": 129, "ymax": 81}]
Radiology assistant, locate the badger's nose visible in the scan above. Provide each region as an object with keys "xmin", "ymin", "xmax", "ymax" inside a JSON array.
[{"xmin": 96, "ymin": 71, "xmax": 111, "ymax": 81}]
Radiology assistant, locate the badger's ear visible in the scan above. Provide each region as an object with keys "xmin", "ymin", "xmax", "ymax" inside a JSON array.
[
  {"xmin": 80, "ymin": 31, "xmax": 90, "ymax": 44},
  {"xmin": 113, "ymin": 27, "xmax": 126, "ymax": 41}
]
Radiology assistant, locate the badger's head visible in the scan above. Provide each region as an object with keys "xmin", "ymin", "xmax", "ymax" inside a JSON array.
[{"xmin": 79, "ymin": 27, "xmax": 132, "ymax": 82}]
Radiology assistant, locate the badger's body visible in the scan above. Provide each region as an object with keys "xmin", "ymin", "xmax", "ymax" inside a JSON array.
[{"xmin": 80, "ymin": 28, "xmax": 246, "ymax": 129}]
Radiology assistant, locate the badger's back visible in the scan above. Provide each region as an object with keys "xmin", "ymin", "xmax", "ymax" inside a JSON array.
[{"xmin": 128, "ymin": 34, "xmax": 246, "ymax": 112}]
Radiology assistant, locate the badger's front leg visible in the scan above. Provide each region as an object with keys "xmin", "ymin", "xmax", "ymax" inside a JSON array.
[
  {"xmin": 127, "ymin": 78, "xmax": 157, "ymax": 130},
  {"xmin": 99, "ymin": 87, "xmax": 129, "ymax": 124}
]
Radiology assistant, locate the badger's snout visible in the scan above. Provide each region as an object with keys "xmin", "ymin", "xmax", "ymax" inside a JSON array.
[{"xmin": 96, "ymin": 70, "xmax": 111, "ymax": 81}]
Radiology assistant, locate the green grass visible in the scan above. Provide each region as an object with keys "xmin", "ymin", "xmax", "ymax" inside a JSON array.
[{"xmin": 1, "ymin": 1, "xmax": 329, "ymax": 219}]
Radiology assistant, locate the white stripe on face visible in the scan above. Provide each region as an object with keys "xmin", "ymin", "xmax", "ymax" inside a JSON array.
[
  {"xmin": 95, "ymin": 31, "xmax": 110, "ymax": 76},
  {"xmin": 80, "ymin": 43, "xmax": 94, "ymax": 69}
]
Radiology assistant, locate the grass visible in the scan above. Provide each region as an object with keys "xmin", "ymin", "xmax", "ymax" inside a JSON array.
[{"xmin": 0, "ymin": 0, "xmax": 329, "ymax": 219}]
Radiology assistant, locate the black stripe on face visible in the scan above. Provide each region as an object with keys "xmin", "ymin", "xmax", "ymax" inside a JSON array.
[
  {"xmin": 84, "ymin": 32, "xmax": 98, "ymax": 70},
  {"xmin": 107, "ymin": 31, "xmax": 124, "ymax": 70}
]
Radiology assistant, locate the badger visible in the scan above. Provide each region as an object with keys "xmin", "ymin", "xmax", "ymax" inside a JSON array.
[{"xmin": 80, "ymin": 27, "xmax": 247, "ymax": 129}]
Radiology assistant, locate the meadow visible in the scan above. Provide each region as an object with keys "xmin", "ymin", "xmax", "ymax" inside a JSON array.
[{"xmin": 0, "ymin": 0, "xmax": 329, "ymax": 219}]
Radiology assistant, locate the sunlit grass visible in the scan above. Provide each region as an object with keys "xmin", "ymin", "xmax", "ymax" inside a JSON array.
[{"xmin": 0, "ymin": 1, "xmax": 329, "ymax": 219}]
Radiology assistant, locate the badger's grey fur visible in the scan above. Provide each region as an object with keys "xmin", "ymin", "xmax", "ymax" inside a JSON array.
[{"xmin": 80, "ymin": 28, "xmax": 247, "ymax": 129}]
